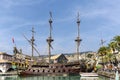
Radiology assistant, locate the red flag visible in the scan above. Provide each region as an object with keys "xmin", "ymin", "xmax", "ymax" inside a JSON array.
[{"xmin": 12, "ymin": 38, "xmax": 14, "ymax": 43}]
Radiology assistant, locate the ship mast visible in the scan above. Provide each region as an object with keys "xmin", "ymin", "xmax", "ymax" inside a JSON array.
[
  {"xmin": 31, "ymin": 27, "xmax": 35, "ymax": 58},
  {"xmin": 46, "ymin": 12, "xmax": 54, "ymax": 63},
  {"xmin": 75, "ymin": 12, "xmax": 82, "ymax": 63},
  {"xmin": 100, "ymin": 39, "xmax": 105, "ymax": 47}
]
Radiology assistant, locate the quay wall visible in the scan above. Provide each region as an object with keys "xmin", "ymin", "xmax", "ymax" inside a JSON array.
[{"xmin": 97, "ymin": 71, "xmax": 117, "ymax": 79}]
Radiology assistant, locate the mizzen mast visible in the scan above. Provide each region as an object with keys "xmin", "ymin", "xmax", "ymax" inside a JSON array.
[
  {"xmin": 75, "ymin": 12, "xmax": 82, "ymax": 62},
  {"xmin": 46, "ymin": 12, "xmax": 54, "ymax": 63}
]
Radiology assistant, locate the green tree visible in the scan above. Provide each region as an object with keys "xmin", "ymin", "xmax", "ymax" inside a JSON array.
[
  {"xmin": 87, "ymin": 54, "xmax": 93, "ymax": 58},
  {"xmin": 108, "ymin": 41, "xmax": 117, "ymax": 53},
  {"xmin": 98, "ymin": 46, "xmax": 109, "ymax": 65},
  {"xmin": 112, "ymin": 35, "xmax": 120, "ymax": 51}
]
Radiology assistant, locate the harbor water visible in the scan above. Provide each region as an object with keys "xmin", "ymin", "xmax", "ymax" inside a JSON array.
[{"xmin": 0, "ymin": 75, "xmax": 113, "ymax": 80}]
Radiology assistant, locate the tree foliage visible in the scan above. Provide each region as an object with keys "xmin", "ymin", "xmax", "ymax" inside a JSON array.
[{"xmin": 98, "ymin": 35, "xmax": 120, "ymax": 64}]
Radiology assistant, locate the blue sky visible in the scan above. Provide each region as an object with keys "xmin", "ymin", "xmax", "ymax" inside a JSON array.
[{"xmin": 0, "ymin": 0, "xmax": 120, "ymax": 56}]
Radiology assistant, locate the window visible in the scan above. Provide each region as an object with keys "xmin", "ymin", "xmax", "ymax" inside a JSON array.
[
  {"xmin": 53, "ymin": 70, "xmax": 55, "ymax": 72},
  {"xmin": 33, "ymin": 70, "xmax": 35, "ymax": 72},
  {"xmin": 38, "ymin": 70, "xmax": 39, "ymax": 72},
  {"xmin": 63, "ymin": 69, "xmax": 65, "ymax": 72},
  {"xmin": 58, "ymin": 70, "xmax": 60, "ymax": 73},
  {"xmin": 43, "ymin": 69, "xmax": 44, "ymax": 73}
]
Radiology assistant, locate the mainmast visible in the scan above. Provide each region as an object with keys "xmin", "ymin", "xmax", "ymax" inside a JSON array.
[
  {"xmin": 75, "ymin": 12, "xmax": 82, "ymax": 62},
  {"xmin": 31, "ymin": 27, "xmax": 35, "ymax": 58},
  {"xmin": 46, "ymin": 12, "xmax": 54, "ymax": 63}
]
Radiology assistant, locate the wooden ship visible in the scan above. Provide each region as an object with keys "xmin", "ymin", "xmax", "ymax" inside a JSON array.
[{"xmin": 19, "ymin": 12, "xmax": 95, "ymax": 76}]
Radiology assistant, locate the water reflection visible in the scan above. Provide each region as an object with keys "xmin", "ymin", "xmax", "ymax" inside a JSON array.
[
  {"xmin": 80, "ymin": 77, "xmax": 99, "ymax": 80},
  {"xmin": 19, "ymin": 76, "xmax": 80, "ymax": 80},
  {"xmin": 0, "ymin": 75, "xmax": 17, "ymax": 80},
  {"xmin": 0, "ymin": 76, "xmax": 80, "ymax": 80},
  {"xmin": 0, "ymin": 75, "xmax": 113, "ymax": 80}
]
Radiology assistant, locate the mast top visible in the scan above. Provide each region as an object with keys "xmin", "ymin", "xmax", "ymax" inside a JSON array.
[
  {"xmin": 48, "ymin": 11, "xmax": 53, "ymax": 38},
  {"xmin": 31, "ymin": 27, "xmax": 35, "ymax": 34},
  {"xmin": 100, "ymin": 39, "xmax": 105, "ymax": 47},
  {"xmin": 49, "ymin": 11, "xmax": 53, "ymax": 24},
  {"xmin": 31, "ymin": 27, "xmax": 35, "ymax": 41},
  {"xmin": 77, "ymin": 12, "xmax": 80, "ymax": 25}
]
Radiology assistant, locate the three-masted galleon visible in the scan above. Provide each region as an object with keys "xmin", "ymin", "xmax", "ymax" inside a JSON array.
[{"xmin": 19, "ymin": 12, "xmax": 81, "ymax": 76}]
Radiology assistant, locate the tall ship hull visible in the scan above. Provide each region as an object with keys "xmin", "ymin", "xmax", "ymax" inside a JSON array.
[{"xmin": 19, "ymin": 63, "xmax": 80, "ymax": 76}]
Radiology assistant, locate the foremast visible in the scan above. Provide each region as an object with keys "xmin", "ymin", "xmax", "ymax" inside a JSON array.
[
  {"xmin": 75, "ymin": 12, "xmax": 82, "ymax": 63},
  {"xmin": 46, "ymin": 12, "xmax": 54, "ymax": 64},
  {"xmin": 31, "ymin": 27, "xmax": 35, "ymax": 58}
]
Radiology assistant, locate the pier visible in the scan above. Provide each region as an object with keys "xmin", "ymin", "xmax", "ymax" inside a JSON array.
[
  {"xmin": 80, "ymin": 72, "xmax": 98, "ymax": 77},
  {"xmin": 97, "ymin": 70, "xmax": 120, "ymax": 79}
]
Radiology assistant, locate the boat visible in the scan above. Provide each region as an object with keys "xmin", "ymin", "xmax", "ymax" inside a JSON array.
[
  {"xmin": 19, "ymin": 63, "xmax": 80, "ymax": 76},
  {"xmin": 19, "ymin": 12, "xmax": 95, "ymax": 76}
]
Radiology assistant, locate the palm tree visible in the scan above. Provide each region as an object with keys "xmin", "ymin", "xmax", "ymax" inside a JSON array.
[
  {"xmin": 108, "ymin": 41, "xmax": 117, "ymax": 53},
  {"xmin": 112, "ymin": 35, "xmax": 120, "ymax": 51},
  {"xmin": 98, "ymin": 46, "xmax": 109, "ymax": 65},
  {"xmin": 106, "ymin": 53, "xmax": 113, "ymax": 63}
]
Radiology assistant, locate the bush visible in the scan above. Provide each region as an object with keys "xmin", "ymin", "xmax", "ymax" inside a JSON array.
[{"xmin": 96, "ymin": 64, "xmax": 103, "ymax": 70}]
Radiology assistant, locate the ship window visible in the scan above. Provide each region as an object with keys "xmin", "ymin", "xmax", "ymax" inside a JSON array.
[
  {"xmin": 43, "ymin": 69, "xmax": 44, "ymax": 73},
  {"xmin": 58, "ymin": 70, "xmax": 60, "ymax": 73},
  {"xmin": 33, "ymin": 70, "xmax": 35, "ymax": 72},
  {"xmin": 63, "ymin": 69, "xmax": 65, "ymax": 72},
  {"xmin": 48, "ymin": 70, "xmax": 49, "ymax": 72},
  {"xmin": 38, "ymin": 70, "xmax": 39, "ymax": 72},
  {"xmin": 68, "ymin": 69, "xmax": 70, "ymax": 72}
]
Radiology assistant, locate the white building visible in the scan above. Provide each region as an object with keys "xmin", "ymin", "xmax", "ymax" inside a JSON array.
[{"xmin": 0, "ymin": 52, "xmax": 12, "ymax": 73}]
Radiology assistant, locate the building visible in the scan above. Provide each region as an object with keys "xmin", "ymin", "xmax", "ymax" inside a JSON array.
[
  {"xmin": 0, "ymin": 52, "xmax": 12, "ymax": 73},
  {"xmin": 46, "ymin": 54, "xmax": 68, "ymax": 63}
]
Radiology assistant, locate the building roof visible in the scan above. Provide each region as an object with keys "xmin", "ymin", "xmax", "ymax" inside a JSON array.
[
  {"xmin": 0, "ymin": 52, "xmax": 12, "ymax": 56},
  {"xmin": 51, "ymin": 54, "xmax": 62, "ymax": 60},
  {"xmin": 46, "ymin": 54, "xmax": 68, "ymax": 60},
  {"xmin": 0, "ymin": 52, "xmax": 6, "ymax": 54}
]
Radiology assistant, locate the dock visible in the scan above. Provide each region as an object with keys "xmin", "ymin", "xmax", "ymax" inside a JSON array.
[
  {"xmin": 80, "ymin": 72, "xmax": 99, "ymax": 77},
  {"xmin": 97, "ymin": 70, "xmax": 119, "ymax": 79},
  {"xmin": 80, "ymin": 73, "xmax": 99, "ymax": 80}
]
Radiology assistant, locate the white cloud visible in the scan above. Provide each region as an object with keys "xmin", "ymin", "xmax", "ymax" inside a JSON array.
[{"xmin": 0, "ymin": 0, "xmax": 45, "ymax": 9}]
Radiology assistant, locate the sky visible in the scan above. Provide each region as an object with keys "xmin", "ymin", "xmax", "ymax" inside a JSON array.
[{"xmin": 0, "ymin": 0, "xmax": 120, "ymax": 56}]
